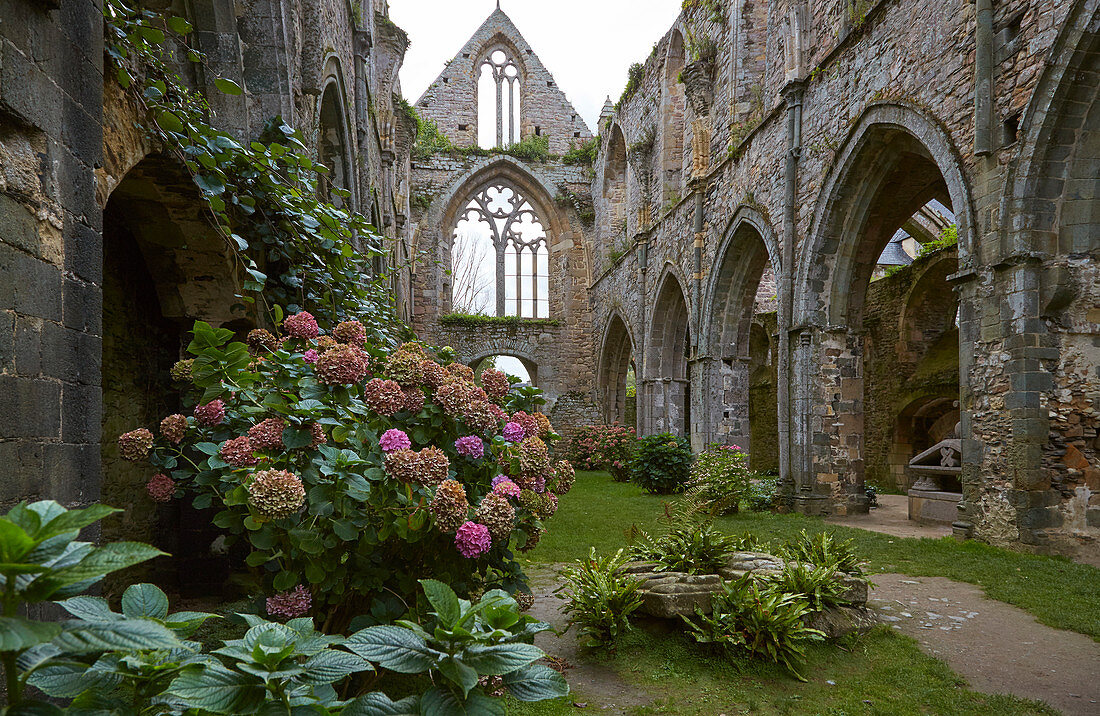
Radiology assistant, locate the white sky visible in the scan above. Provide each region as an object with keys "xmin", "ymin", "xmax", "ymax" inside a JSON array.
[{"xmin": 389, "ymin": 1, "xmax": 683, "ymax": 132}]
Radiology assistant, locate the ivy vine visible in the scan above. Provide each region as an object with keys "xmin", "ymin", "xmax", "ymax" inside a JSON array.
[{"xmin": 103, "ymin": 0, "xmax": 405, "ymax": 341}]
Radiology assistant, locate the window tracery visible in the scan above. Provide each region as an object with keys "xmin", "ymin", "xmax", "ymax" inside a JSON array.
[{"xmin": 452, "ymin": 182, "xmax": 549, "ymax": 318}]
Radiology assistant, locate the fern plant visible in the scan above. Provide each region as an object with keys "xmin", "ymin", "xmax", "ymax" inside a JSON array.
[
  {"xmin": 557, "ymin": 549, "xmax": 643, "ymax": 648},
  {"xmin": 765, "ymin": 562, "xmax": 851, "ymax": 613},
  {"xmin": 629, "ymin": 523, "xmax": 738, "ymax": 575},
  {"xmin": 781, "ymin": 530, "xmax": 866, "ymax": 577}
]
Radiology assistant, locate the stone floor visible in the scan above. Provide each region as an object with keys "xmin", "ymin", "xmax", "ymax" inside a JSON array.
[
  {"xmin": 827, "ymin": 493, "xmax": 953, "ymax": 539},
  {"xmin": 870, "ymin": 573, "xmax": 1100, "ymax": 716}
]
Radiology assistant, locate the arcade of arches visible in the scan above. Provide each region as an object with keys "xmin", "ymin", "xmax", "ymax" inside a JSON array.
[{"xmin": 1, "ymin": 0, "xmax": 1098, "ymax": 569}]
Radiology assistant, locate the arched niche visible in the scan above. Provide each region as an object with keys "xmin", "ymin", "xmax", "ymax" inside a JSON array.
[{"xmin": 318, "ymin": 75, "xmax": 355, "ymax": 209}]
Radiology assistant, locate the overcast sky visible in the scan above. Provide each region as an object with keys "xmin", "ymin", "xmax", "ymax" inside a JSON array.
[{"xmin": 389, "ymin": 1, "xmax": 683, "ymax": 132}]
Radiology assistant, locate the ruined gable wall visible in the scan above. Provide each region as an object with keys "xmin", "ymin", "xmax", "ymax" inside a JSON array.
[{"xmin": 414, "ymin": 10, "xmax": 592, "ymax": 154}]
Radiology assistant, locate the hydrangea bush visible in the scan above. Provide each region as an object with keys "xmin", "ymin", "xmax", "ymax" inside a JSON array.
[
  {"xmin": 119, "ymin": 318, "xmax": 573, "ymax": 630},
  {"xmin": 685, "ymin": 443, "xmax": 752, "ymax": 515},
  {"xmin": 568, "ymin": 425, "xmax": 637, "ymax": 482}
]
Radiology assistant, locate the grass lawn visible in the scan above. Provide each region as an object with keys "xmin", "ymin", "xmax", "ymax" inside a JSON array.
[
  {"xmin": 510, "ymin": 626, "xmax": 1056, "ymax": 715},
  {"xmin": 524, "ymin": 471, "xmax": 1100, "ymax": 640}
]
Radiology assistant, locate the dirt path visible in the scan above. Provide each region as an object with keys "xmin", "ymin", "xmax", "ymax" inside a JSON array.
[
  {"xmin": 827, "ymin": 494, "xmax": 953, "ymax": 539},
  {"xmin": 527, "ymin": 566, "xmax": 656, "ymax": 714},
  {"xmin": 869, "ymin": 574, "xmax": 1100, "ymax": 715}
]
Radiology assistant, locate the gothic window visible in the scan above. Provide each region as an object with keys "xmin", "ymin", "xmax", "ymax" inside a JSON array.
[
  {"xmin": 318, "ymin": 83, "xmax": 351, "ymax": 208},
  {"xmin": 478, "ymin": 48, "xmax": 522, "ymax": 148},
  {"xmin": 452, "ymin": 182, "xmax": 549, "ymax": 318}
]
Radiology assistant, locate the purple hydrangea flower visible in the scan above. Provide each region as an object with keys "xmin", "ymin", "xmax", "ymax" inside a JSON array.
[
  {"xmin": 380, "ymin": 428, "xmax": 412, "ymax": 453},
  {"xmin": 502, "ymin": 422, "xmax": 525, "ymax": 442},
  {"xmin": 303, "ymin": 349, "xmax": 319, "ymax": 364},
  {"xmin": 454, "ymin": 521, "xmax": 492, "ymax": 558},
  {"xmin": 455, "ymin": 435, "xmax": 485, "ymax": 459}
]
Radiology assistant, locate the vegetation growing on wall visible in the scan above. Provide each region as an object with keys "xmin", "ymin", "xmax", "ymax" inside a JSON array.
[
  {"xmin": 616, "ymin": 63, "xmax": 646, "ymax": 111},
  {"xmin": 441, "ymin": 313, "xmax": 563, "ymax": 328},
  {"xmin": 563, "ymin": 136, "xmax": 600, "ymax": 166},
  {"xmin": 104, "ymin": 0, "xmax": 400, "ymax": 337}
]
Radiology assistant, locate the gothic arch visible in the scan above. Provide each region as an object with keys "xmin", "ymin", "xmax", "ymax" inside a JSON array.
[
  {"xmin": 1003, "ymin": 0, "xmax": 1100, "ymax": 255},
  {"xmin": 662, "ymin": 30, "xmax": 687, "ymax": 200},
  {"xmin": 316, "ymin": 61, "xmax": 356, "ymax": 208},
  {"xmin": 437, "ymin": 158, "xmax": 568, "ymax": 317},
  {"xmin": 699, "ymin": 207, "xmax": 781, "ymax": 450},
  {"xmin": 602, "ymin": 124, "xmax": 629, "ymax": 252},
  {"xmin": 796, "ymin": 102, "xmax": 975, "ymax": 328},
  {"xmin": 644, "ymin": 268, "xmax": 693, "ymax": 436},
  {"xmin": 702, "ymin": 207, "xmax": 782, "ymax": 357},
  {"xmin": 598, "ymin": 309, "xmax": 638, "ymax": 426}
]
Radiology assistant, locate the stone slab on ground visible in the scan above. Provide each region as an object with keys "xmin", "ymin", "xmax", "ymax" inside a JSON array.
[
  {"xmin": 870, "ymin": 573, "xmax": 1100, "ymax": 716},
  {"xmin": 827, "ymin": 494, "xmax": 952, "ymax": 540}
]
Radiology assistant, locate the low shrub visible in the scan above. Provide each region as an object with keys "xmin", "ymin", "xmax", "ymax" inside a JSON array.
[
  {"xmin": 685, "ymin": 443, "xmax": 751, "ymax": 515},
  {"xmin": 631, "ymin": 433, "xmax": 693, "ymax": 494},
  {"xmin": 747, "ymin": 474, "xmax": 778, "ymax": 512},
  {"xmin": 569, "ymin": 425, "xmax": 637, "ymax": 481},
  {"xmin": 682, "ymin": 575, "xmax": 825, "ymax": 681},
  {"xmin": 629, "ymin": 522, "xmax": 738, "ymax": 574},
  {"xmin": 765, "ymin": 561, "xmax": 851, "ymax": 613},
  {"xmin": 781, "ymin": 530, "xmax": 866, "ymax": 577},
  {"xmin": 558, "ymin": 548, "xmax": 644, "ymax": 648},
  {"xmin": 120, "ymin": 319, "xmax": 572, "ymax": 633}
]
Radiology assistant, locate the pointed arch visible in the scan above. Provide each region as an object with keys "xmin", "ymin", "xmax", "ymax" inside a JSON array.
[
  {"xmin": 796, "ymin": 102, "xmax": 975, "ymax": 328},
  {"xmin": 598, "ymin": 309, "xmax": 638, "ymax": 426},
  {"xmin": 1003, "ymin": 0, "xmax": 1100, "ymax": 255},
  {"xmin": 662, "ymin": 29, "xmax": 687, "ymax": 201},
  {"xmin": 601, "ymin": 124, "xmax": 629, "ymax": 256},
  {"xmin": 644, "ymin": 268, "xmax": 693, "ymax": 436},
  {"xmin": 317, "ymin": 61, "xmax": 355, "ymax": 208}
]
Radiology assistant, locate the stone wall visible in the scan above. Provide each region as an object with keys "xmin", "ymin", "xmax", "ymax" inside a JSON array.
[
  {"xmin": 0, "ymin": 0, "xmax": 412, "ymax": 554},
  {"xmin": 584, "ymin": 0, "xmax": 1099, "ymax": 559}
]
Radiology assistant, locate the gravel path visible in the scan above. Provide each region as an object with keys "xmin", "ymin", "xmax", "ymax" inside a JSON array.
[{"xmin": 870, "ymin": 573, "xmax": 1100, "ymax": 715}]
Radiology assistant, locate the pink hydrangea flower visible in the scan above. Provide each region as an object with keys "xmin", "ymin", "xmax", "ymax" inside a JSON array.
[
  {"xmin": 454, "ymin": 521, "xmax": 492, "ymax": 558},
  {"xmin": 492, "ymin": 479, "xmax": 521, "ymax": 499},
  {"xmin": 302, "ymin": 349, "xmax": 319, "ymax": 364},
  {"xmin": 455, "ymin": 435, "xmax": 484, "ymax": 459},
  {"xmin": 146, "ymin": 473, "xmax": 175, "ymax": 502},
  {"xmin": 283, "ymin": 311, "xmax": 319, "ymax": 339},
  {"xmin": 380, "ymin": 428, "xmax": 412, "ymax": 453},
  {"xmin": 502, "ymin": 422, "xmax": 525, "ymax": 442},
  {"xmin": 193, "ymin": 400, "xmax": 226, "ymax": 427},
  {"xmin": 266, "ymin": 585, "xmax": 312, "ymax": 619}
]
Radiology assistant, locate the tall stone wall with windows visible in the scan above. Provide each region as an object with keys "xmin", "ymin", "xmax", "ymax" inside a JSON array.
[{"xmin": 586, "ymin": 0, "xmax": 1100, "ymax": 561}]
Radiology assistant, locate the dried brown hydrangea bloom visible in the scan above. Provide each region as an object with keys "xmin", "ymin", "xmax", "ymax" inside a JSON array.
[
  {"xmin": 247, "ymin": 469, "xmax": 305, "ymax": 519},
  {"xmin": 430, "ymin": 479, "xmax": 469, "ymax": 532},
  {"xmin": 475, "ymin": 492, "xmax": 516, "ymax": 540}
]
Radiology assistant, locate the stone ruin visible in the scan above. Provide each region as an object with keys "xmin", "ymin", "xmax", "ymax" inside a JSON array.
[
  {"xmin": 623, "ymin": 553, "xmax": 876, "ymax": 638},
  {"xmin": 1, "ymin": 0, "xmax": 1098, "ymax": 566}
]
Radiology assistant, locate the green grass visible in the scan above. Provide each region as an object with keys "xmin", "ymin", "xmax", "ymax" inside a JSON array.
[
  {"xmin": 511, "ymin": 625, "xmax": 1057, "ymax": 715},
  {"xmin": 527, "ymin": 471, "xmax": 1100, "ymax": 640}
]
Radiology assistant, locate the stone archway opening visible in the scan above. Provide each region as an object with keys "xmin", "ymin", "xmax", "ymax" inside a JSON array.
[
  {"xmin": 801, "ymin": 121, "xmax": 965, "ymax": 514},
  {"xmin": 599, "ymin": 313, "xmax": 636, "ymax": 428},
  {"xmin": 472, "ymin": 354, "xmax": 536, "ymax": 387},
  {"xmin": 101, "ymin": 154, "xmax": 241, "ymax": 597},
  {"xmin": 645, "ymin": 273, "xmax": 691, "ymax": 437},
  {"xmin": 318, "ymin": 81, "xmax": 352, "ymax": 208},
  {"xmin": 703, "ymin": 220, "xmax": 779, "ymax": 459}
]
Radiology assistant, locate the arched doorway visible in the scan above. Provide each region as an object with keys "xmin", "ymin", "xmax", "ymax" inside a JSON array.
[
  {"xmin": 644, "ymin": 271, "xmax": 692, "ymax": 437},
  {"xmin": 599, "ymin": 312, "xmax": 637, "ymax": 427},
  {"xmin": 795, "ymin": 104, "xmax": 974, "ymax": 514},
  {"xmin": 702, "ymin": 214, "xmax": 781, "ymax": 457}
]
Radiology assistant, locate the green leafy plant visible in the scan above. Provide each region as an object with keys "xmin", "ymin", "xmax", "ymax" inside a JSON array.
[
  {"xmin": 918, "ymin": 224, "xmax": 959, "ymax": 257},
  {"xmin": 124, "ymin": 321, "xmax": 570, "ymax": 633},
  {"xmin": 630, "ymin": 433, "xmax": 693, "ymax": 494},
  {"xmin": 439, "ymin": 313, "xmax": 562, "ymax": 329},
  {"xmin": 558, "ymin": 549, "xmax": 644, "ymax": 648},
  {"xmin": 685, "ymin": 443, "xmax": 751, "ymax": 515},
  {"xmin": 781, "ymin": 530, "xmax": 866, "ymax": 577},
  {"xmin": 629, "ymin": 522, "xmax": 737, "ymax": 574},
  {"xmin": 765, "ymin": 562, "xmax": 851, "ymax": 613},
  {"xmin": 0, "ymin": 500, "xmax": 169, "ymax": 710},
  {"xmin": 562, "ymin": 136, "xmax": 600, "ymax": 166},
  {"xmin": 682, "ymin": 575, "xmax": 825, "ymax": 680},
  {"xmin": 104, "ymin": 1, "xmax": 401, "ymax": 334},
  {"xmin": 346, "ymin": 579, "xmax": 568, "ymax": 711},
  {"xmin": 503, "ymin": 134, "xmax": 551, "ymax": 163},
  {"xmin": 616, "ymin": 62, "xmax": 646, "ymax": 110},
  {"xmin": 746, "ymin": 474, "xmax": 778, "ymax": 512},
  {"xmin": 569, "ymin": 425, "xmax": 637, "ymax": 482}
]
